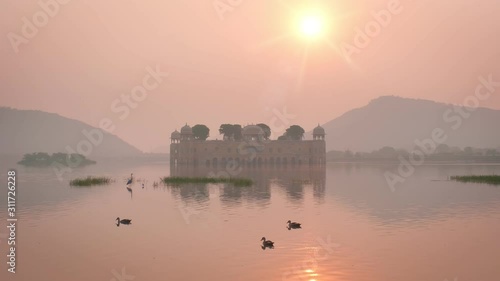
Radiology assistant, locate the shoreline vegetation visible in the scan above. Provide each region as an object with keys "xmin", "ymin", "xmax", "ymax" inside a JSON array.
[
  {"xmin": 161, "ymin": 176, "xmax": 252, "ymax": 187},
  {"xmin": 326, "ymin": 146, "xmax": 500, "ymax": 163},
  {"xmin": 18, "ymin": 152, "xmax": 96, "ymax": 167},
  {"xmin": 70, "ymin": 176, "xmax": 112, "ymax": 186},
  {"xmin": 450, "ymin": 175, "xmax": 500, "ymax": 185}
]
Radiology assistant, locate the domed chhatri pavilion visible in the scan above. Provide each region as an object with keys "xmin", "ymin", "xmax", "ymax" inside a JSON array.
[
  {"xmin": 312, "ymin": 125, "xmax": 326, "ymax": 140},
  {"xmin": 170, "ymin": 124, "xmax": 326, "ymax": 167}
]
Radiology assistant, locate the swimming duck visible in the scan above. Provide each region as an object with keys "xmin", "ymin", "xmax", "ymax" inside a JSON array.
[
  {"xmin": 116, "ymin": 217, "xmax": 132, "ymax": 224},
  {"xmin": 261, "ymin": 237, "xmax": 274, "ymax": 247},
  {"xmin": 287, "ymin": 220, "xmax": 301, "ymax": 229}
]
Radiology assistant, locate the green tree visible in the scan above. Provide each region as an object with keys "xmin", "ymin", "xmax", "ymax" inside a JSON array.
[
  {"xmin": 486, "ymin": 149, "xmax": 497, "ymax": 156},
  {"xmin": 378, "ymin": 146, "xmax": 397, "ymax": 158},
  {"xmin": 464, "ymin": 146, "xmax": 474, "ymax": 155},
  {"xmin": 219, "ymin": 124, "xmax": 234, "ymax": 140},
  {"xmin": 18, "ymin": 152, "xmax": 95, "ymax": 167},
  {"xmin": 344, "ymin": 150, "xmax": 353, "ymax": 158},
  {"xmin": 192, "ymin": 124, "xmax": 210, "ymax": 140},
  {"xmin": 256, "ymin": 123, "xmax": 271, "ymax": 140},
  {"xmin": 219, "ymin": 124, "xmax": 242, "ymax": 140},
  {"xmin": 436, "ymin": 144, "xmax": 450, "ymax": 154},
  {"xmin": 277, "ymin": 134, "xmax": 288, "ymax": 141},
  {"xmin": 285, "ymin": 125, "xmax": 305, "ymax": 140},
  {"xmin": 23, "ymin": 152, "xmax": 50, "ymax": 164},
  {"xmin": 233, "ymin": 124, "xmax": 243, "ymax": 141}
]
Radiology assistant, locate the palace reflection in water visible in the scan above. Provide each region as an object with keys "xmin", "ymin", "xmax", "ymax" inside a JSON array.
[
  {"xmin": 168, "ymin": 164, "xmax": 326, "ymax": 205},
  {"xmin": 4, "ymin": 158, "xmax": 500, "ymax": 281}
]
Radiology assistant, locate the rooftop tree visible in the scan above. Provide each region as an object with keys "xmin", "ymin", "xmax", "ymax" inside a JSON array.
[
  {"xmin": 219, "ymin": 124, "xmax": 243, "ymax": 140},
  {"xmin": 285, "ymin": 125, "xmax": 305, "ymax": 140},
  {"xmin": 277, "ymin": 134, "xmax": 288, "ymax": 141},
  {"xmin": 219, "ymin": 124, "xmax": 234, "ymax": 140},
  {"xmin": 256, "ymin": 123, "xmax": 271, "ymax": 140},
  {"xmin": 192, "ymin": 124, "xmax": 210, "ymax": 140},
  {"xmin": 233, "ymin": 124, "xmax": 242, "ymax": 141}
]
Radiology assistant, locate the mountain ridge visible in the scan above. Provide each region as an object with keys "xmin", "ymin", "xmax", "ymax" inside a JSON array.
[
  {"xmin": 0, "ymin": 107, "xmax": 142, "ymax": 157},
  {"xmin": 312, "ymin": 96, "xmax": 500, "ymax": 152}
]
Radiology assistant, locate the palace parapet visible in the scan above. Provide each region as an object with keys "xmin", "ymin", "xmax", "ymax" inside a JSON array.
[{"xmin": 170, "ymin": 124, "xmax": 326, "ymax": 167}]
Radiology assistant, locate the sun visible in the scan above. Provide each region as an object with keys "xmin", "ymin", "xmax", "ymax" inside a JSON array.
[{"xmin": 299, "ymin": 15, "xmax": 324, "ymax": 39}]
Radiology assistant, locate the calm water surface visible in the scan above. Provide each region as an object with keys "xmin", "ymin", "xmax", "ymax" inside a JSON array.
[{"xmin": 1, "ymin": 157, "xmax": 500, "ymax": 281}]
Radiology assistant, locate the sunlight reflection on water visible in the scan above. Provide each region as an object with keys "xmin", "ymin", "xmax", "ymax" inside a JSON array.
[{"xmin": 1, "ymin": 159, "xmax": 500, "ymax": 281}]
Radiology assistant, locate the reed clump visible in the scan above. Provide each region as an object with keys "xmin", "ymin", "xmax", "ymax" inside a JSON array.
[
  {"xmin": 450, "ymin": 175, "xmax": 500, "ymax": 185},
  {"xmin": 161, "ymin": 176, "xmax": 252, "ymax": 187},
  {"xmin": 70, "ymin": 176, "xmax": 112, "ymax": 186}
]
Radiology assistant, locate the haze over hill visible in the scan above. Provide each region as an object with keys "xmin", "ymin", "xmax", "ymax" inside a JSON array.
[
  {"xmin": 3, "ymin": 96, "xmax": 499, "ymax": 157},
  {"xmin": 314, "ymin": 96, "xmax": 500, "ymax": 152},
  {"xmin": 0, "ymin": 107, "xmax": 142, "ymax": 157}
]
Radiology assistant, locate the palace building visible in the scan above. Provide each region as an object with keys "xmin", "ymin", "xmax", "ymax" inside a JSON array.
[{"xmin": 170, "ymin": 124, "xmax": 326, "ymax": 167}]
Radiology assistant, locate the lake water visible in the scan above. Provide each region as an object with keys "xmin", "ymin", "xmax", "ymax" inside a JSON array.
[{"xmin": 1, "ymin": 157, "xmax": 500, "ymax": 281}]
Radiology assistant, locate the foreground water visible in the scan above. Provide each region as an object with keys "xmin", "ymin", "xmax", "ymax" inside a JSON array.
[{"xmin": 1, "ymin": 157, "xmax": 500, "ymax": 281}]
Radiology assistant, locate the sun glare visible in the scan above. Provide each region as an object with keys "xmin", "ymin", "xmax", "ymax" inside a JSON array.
[{"xmin": 300, "ymin": 15, "xmax": 323, "ymax": 39}]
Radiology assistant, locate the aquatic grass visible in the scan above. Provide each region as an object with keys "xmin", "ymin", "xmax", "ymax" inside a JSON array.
[
  {"xmin": 450, "ymin": 175, "xmax": 500, "ymax": 185},
  {"xmin": 161, "ymin": 176, "xmax": 252, "ymax": 187},
  {"xmin": 70, "ymin": 176, "xmax": 112, "ymax": 186}
]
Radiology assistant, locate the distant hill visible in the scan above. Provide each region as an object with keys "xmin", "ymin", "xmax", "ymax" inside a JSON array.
[
  {"xmin": 311, "ymin": 96, "xmax": 500, "ymax": 152},
  {"xmin": 0, "ymin": 107, "xmax": 142, "ymax": 157}
]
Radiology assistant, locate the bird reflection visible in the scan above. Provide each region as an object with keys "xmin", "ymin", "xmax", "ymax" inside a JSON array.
[
  {"xmin": 261, "ymin": 244, "xmax": 275, "ymax": 250},
  {"xmin": 126, "ymin": 186, "xmax": 133, "ymax": 198}
]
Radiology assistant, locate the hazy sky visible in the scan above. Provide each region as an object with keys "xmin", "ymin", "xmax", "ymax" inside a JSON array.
[{"xmin": 1, "ymin": 0, "xmax": 499, "ymax": 152}]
